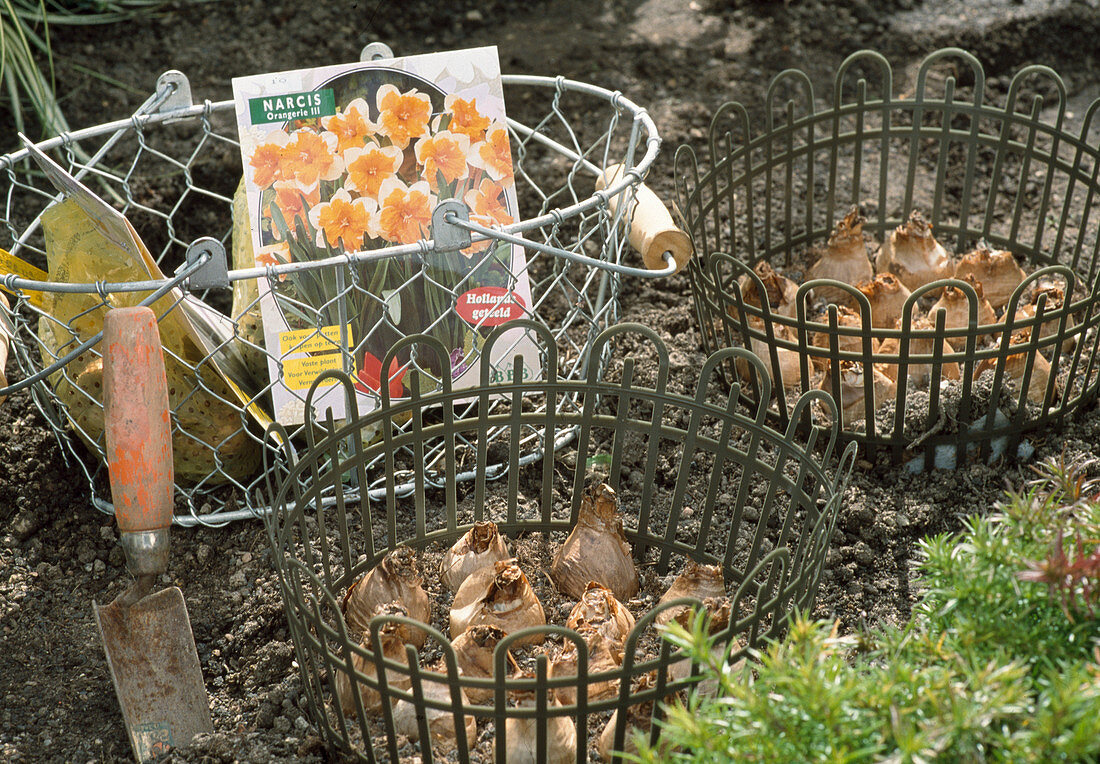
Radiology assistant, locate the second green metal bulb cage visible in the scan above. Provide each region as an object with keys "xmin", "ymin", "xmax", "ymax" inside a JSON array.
[{"xmin": 676, "ymin": 48, "xmax": 1100, "ymax": 467}]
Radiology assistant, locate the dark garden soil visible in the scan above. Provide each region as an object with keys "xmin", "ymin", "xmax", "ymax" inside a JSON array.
[{"xmin": 2, "ymin": 0, "xmax": 1100, "ymax": 761}]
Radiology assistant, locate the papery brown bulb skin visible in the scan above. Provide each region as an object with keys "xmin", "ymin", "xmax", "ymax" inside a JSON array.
[
  {"xmin": 368, "ymin": 601, "xmax": 429, "ymax": 648},
  {"xmin": 671, "ymin": 595, "xmax": 732, "ymax": 634},
  {"xmin": 954, "ymin": 245, "xmax": 1026, "ymax": 311},
  {"xmin": 665, "ymin": 596, "xmax": 736, "ymax": 698},
  {"xmin": 583, "ymin": 482, "xmax": 623, "ymax": 530},
  {"xmin": 392, "ymin": 681, "xmax": 477, "ymax": 755},
  {"xmin": 452, "ymin": 625, "xmax": 506, "ymax": 704},
  {"xmin": 1018, "ymin": 284, "xmax": 1066, "ymax": 327},
  {"xmin": 876, "ymin": 317, "xmax": 960, "ymax": 386},
  {"xmin": 498, "ymin": 675, "xmax": 578, "ymax": 764},
  {"xmin": 738, "ymin": 260, "xmax": 803, "ymax": 319},
  {"xmin": 551, "ymin": 625, "xmax": 625, "ymax": 705},
  {"xmin": 598, "ymin": 672, "xmax": 673, "ymax": 762},
  {"xmin": 655, "ymin": 559, "xmax": 726, "ymax": 626},
  {"xmin": 490, "ymin": 563, "xmax": 535, "ymax": 611},
  {"xmin": 335, "ymin": 615, "xmax": 412, "ymax": 717},
  {"xmin": 1009, "ymin": 329, "xmax": 1055, "ymax": 405},
  {"xmin": 976, "ymin": 328, "xmax": 1058, "ymax": 405},
  {"xmin": 807, "ymin": 207, "xmax": 873, "ymax": 305},
  {"xmin": 739, "ymin": 317, "xmax": 805, "ymax": 391},
  {"xmin": 855, "ymin": 272, "xmax": 914, "ymax": 329},
  {"xmin": 811, "ymin": 304, "xmax": 867, "ymax": 355},
  {"xmin": 818, "ymin": 359, "xmax": 896, "ymax": 424},
  {"xmin": 877, "ymin": 209, "xmax": 953, "ymax": 291},
  {"xmin": 1013, "ymin": 284, "xmax": 1078, "ymax": 354},
  {"xmin": 664, "ymin": 600, "xmax": 744, "ymax": 702},
  {"xmin": 927, "ymin": 273, "xmax": 997, "ymax": 336},
  {"xmin": 550, "ymin": 483, "xmax": 639, "ymax": 601},
  {"xmin": 440, "ymin": 520, "xmax": 510, "ymax": 593},
  {"xmin": 465, "ymin": 623, "xmax": 507, "ymax": 648},
  {"xmin": 499, "ymin": 715, "xmax": 577, "ymax": 764},
  {"xmin": 449, "ymin": 559, "xmax": 546, "ymax": 645},
  {"xmin": 566, "ymin": 581, "xmax": 636, "ymax": 641},
  {"xmin": 553, "ymin": 582, "xmax": 637, "ymax": 708},
  {"xmin": 343, "ymin": 546, "xmax": 431, "ymax": 646}
]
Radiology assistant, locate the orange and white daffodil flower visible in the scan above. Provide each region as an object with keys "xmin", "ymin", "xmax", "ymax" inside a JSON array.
[
  {"xmin": 281, "ymin": 129, "xmax": 344, "ymax": 187},
  {"xmin": 254, "ymin": 240, "xmax": 292, "ymax": 279},
  {"xmin": 307, "ymin": 187, "xmax": 379, "ymax": 252},
  {"xmin": 375, "ymin": 84, "xmax": 432, "ymax": 150},
  {"xmin": 441, "ymin": 94, "xmax": 490, "ymax": 143},
  {"xmin": 381, "ymin": 288, "xmax": 402, "ymax": 324},
  {"xmin": 377, "ymin": 176, "xmax": 437, "ymax": 246},
  {"xmin": 320, "ymin": 97, "xmax": 377, "ymax": 153},
  {"xmin": 266, "ymin": 178, "xmax": 320, "ymax": 233},
  {"xmin": 255, "ymin": 240, "xmax": 291, "ymax": 267},
  {"xmin": 343, "ymin": 143, "xmax": 403, "ymax": 200},
  {"xmin": 415, "ymin": 129, "xmax": 471, "ymax": 190},
  {"xmin": 468, "ymin": 122, "xmax": 514, "ymax": 185},
  {"xmin": 450, "ymin": 82, "xmax": 503, "ymax": 115},
  {"xmin": 411, "ymin": 53, "xmax": 479, "ymax": 92},
  {"xmin": 460, "ymin": 213, "xmax": 498, "ymax": 258},
  {"xmin": 248, "ymin": 129, "xmax": 291, "ymax": 188},
  {"xmin": 464, "ymin": 177, "xmax": 514, "ymax": 227}
]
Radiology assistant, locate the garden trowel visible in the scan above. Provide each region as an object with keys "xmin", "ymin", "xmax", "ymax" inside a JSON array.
[{"xmin": 94, "ymin": 306, "xmax": 212, "ymax": 762}]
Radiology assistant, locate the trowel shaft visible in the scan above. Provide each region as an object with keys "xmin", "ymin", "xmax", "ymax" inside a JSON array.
[{"xmin": 103, "ymin": 306, "xmax": 174, "ymax": 576}]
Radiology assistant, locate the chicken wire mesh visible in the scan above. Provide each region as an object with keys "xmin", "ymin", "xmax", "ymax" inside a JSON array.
[
  {"xmin": 262, "ymin": 322, "xmax": 857, "ymax": 764},
  {"xmin": 0, "ymin": 49, "xmax": 675, "ymax": 525},
  {"xmin": 676, "ymin": 48, "xmax": 1100, "ymax": 468}
]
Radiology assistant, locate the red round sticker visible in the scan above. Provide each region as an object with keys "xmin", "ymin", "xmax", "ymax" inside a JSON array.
[{"xmin": 455, "ymin": 287, "xmax": 527, "ymax": 327}]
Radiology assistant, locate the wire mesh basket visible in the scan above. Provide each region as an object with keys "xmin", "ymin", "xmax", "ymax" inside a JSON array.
[
  {"xmin": 262, "ymin": 322, "xmax": 856, "ymax": 763},
  {"xmin": 0, "ymin": 46, "xmax": 676, "ymax": 525},
  {"xmin": 676, "ymin": 48, "xmax": 1100, "ymax": 468}
]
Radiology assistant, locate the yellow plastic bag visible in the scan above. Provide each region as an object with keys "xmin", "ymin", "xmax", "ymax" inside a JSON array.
[
  {"xmin": 231, "ymin": 178, "xmax": 269, "ymax": 385},
  {"xmin": 39, "ymin": 197, "xmax": 261, "ymax": 484}
]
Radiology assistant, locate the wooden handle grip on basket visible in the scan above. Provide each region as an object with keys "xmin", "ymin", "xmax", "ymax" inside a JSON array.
[
  {"xmin": 103, "ymin": 306, "xmax": 174, "ymax": 536},
  {"xmin": 596, "ymin": 163, "xmax": 693, "ymax": 273}
]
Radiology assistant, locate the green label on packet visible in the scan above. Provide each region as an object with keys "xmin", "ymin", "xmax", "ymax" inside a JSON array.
[{"xmin": 248, "ymin": 89, "xmax": 336, "ymax": 124}]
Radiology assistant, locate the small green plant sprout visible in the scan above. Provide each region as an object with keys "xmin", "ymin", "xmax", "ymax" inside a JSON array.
[
  {"xmin": 1019, "ymin": 525, "xmax": 1100, "ymax": 622},
  {"xmin": 634, "ymin": 453, "xmax": 1100, "ymax": 763},
  {"xmin": 1015, "ymin": 452, "xmax": 1100, "ymax": 622},
  {"xmin": 1026, "ymin": 450, "xmax": 1099, "ymax": 507}
]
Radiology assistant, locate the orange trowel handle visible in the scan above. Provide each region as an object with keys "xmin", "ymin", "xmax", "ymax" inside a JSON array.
[{"xmin": 103, "ymin": 306, "xmax": 174, "ymax": 534}]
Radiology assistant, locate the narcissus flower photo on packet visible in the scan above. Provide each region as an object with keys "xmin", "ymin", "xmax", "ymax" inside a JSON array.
[{"xmin": 232, "ymin": 47, "xmax": 540, "ymax": 425}]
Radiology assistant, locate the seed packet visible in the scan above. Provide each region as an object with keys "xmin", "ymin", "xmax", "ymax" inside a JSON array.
[{"xmin": 232, "ymin": 47, "xmax": 541, "ymax": 425}]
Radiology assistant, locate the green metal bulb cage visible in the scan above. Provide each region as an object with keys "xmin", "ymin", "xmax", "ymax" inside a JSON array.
[
  {"xmin": 675, "ymin": 48, "xmax": 1100, "ymax": 466},
  {"xmin": 262, "ymin": 321, "xmax": 856, "ymax": 763}
]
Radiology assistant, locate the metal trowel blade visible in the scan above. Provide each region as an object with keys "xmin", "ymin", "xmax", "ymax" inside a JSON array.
[{"xmin": 94, "ymin": 586, "xmax": 212, "ymax": 762}]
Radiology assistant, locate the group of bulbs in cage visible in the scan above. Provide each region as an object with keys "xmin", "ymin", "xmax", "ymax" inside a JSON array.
[
  {"xmin": 336, "ymin": 482, "xmax": 729, "ymax": 762},
  {"xmin": 737, "ymin": 207, "xmax": 1078, "ymax": 423}
]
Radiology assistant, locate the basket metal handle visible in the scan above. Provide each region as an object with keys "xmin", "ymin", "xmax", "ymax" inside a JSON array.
[{"xmin": 443, "ymin": 212, "xmax": 677, "ymax": 278}]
